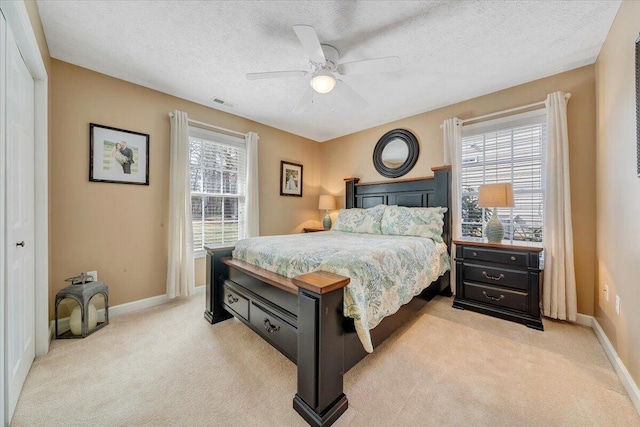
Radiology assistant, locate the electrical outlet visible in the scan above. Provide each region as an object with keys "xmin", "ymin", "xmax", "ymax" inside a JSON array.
[
  {"xmin": 615, "ymin": 295, "xmax": 620, "ymax": 315},
  {"xmin": 87, "ymin": 270, "xmax": 98, "ymax": 282},
  {"xmin": 603, "ymin": 284, "xmax": 609, "ymax": 301}
]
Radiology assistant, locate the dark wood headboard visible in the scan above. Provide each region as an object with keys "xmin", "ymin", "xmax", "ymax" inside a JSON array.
[{"xmin": 344, "ymin": 165, "xmax": 452, "ymax": 253}]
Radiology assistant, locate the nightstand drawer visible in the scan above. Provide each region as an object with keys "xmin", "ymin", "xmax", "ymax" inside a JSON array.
[
  {"xmin": 463, "ymin": 247, "xmax": 528, "ymax": 267},
  {"xmin": 464, "ymin": 282, "xmax": 528, "ymax": 312},
  {"xmin": 463, "ymin": 264, "xmax": 528, "ymax": 291}
]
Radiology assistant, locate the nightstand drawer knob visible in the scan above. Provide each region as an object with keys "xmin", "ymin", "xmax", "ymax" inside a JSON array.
[
  {"xmin": 510, "ymin": 256, "xmax": 516, "ymax": 261},
  {"xmin": 482, "ymin": 271, "xmax": 505, "ymax": 281},
  {"xmin": 482, "ymin": 291, "xmax": 505, "ymax": 302},
  {"xmin": 472, "ymin": 252, "xmax": 478, "ymax": 257}
]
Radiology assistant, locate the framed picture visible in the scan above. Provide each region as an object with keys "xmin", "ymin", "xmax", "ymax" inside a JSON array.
[
  {"xmin": 636, "ymin": 34, "xmax": 639, "ymax": 177},
  {"xmin": 280, "ymin": 161, "xmax": 303, "ymax": 197},
  {"xmin": 90, "ymin": 123, "xmax": 149, "ymax": 185}
]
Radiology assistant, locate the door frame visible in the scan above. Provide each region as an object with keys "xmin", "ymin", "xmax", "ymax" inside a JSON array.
[{"xmin": 0, "ymin": 1, "xmax": 48, "ymax": 425}]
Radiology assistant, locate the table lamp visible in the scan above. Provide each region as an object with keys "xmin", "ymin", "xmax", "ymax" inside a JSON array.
[
  {"xmin": 318, "ymin": 195, "xmax": 336, "ymax": 230},
  {"xmin": 478, "ymin": 183, "xmax": 514, "ymax": 243}
]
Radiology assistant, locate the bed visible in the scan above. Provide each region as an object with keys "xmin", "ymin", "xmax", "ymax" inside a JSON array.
[{"xmin": 205, "ymin": 166, "xmax": 451, "ymax": 427}]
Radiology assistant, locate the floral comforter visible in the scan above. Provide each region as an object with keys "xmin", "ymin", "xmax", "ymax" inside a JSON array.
[{"xmin": 232, "ymin": 231, "xmax": 450, "ymax": 353}]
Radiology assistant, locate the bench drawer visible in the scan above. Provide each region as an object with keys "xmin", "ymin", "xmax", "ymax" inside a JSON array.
[
  {"xmin": 250, "ymin": 302, "xmax": 297, "ymax": 362},
  {"xmin": 222, "ymin": 281, "xmax": 249, "ymax": 321}
]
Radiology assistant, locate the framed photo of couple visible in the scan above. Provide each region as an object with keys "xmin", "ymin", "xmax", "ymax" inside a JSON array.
[
  {"xmin": 90, "ymin": 123, "xmax": 150, "ymax": 185},
  {"xmin": 280, "ymin": 161, "xmax": 303, "ymax": 197}
]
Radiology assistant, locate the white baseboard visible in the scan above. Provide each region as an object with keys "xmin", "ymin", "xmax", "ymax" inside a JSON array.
[
  {"xmin": 570, "ymin": 313, "xmax": 639, "ymax": 415},
  {"xmin": 49, "ymin": 284, "xmax": 205, "ymax": 342},
  {"xmin": 574, "ymin": 313, "xmax": 593, "ymax": 327},
  {"xmin": 108, "ymin": 284, "xmax": 205, "ymax": 317},
  {"xmin": 591, "ymin": 318, "xmax": 640, "ymax": 414}
]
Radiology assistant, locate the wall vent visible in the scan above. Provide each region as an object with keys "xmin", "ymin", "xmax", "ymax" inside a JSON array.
[{"xmin": 211, "ymin": 97, "xmax": 235, "ymax": 108}]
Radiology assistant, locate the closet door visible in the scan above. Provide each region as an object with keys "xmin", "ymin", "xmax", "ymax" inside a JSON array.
[{"xmin": 3, "ymin": 13, "xmax": 36, "ymax": 422}]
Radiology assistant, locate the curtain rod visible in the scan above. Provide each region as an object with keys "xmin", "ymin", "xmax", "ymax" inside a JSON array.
[
  {"xmin": 440, "ymin": 93, "xmax": 571, "ymax": 128},
  {"xmin": 167, "ymin": 112, "xmax": 248, "ymax": 138}
]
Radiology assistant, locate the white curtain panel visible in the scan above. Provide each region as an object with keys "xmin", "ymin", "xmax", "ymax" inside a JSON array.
[
  {"xmin": 245, "ymin": 131, "xmax": 260, "ymax": 238},
  {"xmin": 543, "ymin": 92, "xmax": 577, "ymax": 321},
  {"xmin": 442, "ymin": 118, "xmax": 462, "ymax": 291},
  {"xmin": 166, "ymin": 110, "xmax": 195, "ymax": 298}
]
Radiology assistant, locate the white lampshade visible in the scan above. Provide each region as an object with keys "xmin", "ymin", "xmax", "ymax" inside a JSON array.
[
  {"xmin": 310, "ymin": 70, "xmax": 336, "ymax": 94},
  {"xmin": 478, "ymin": 183, "xmax": 514, "ymax": 208},
  {"xmin": 318, "ymin": 195, "xmax": 336, "ymax": 210}
]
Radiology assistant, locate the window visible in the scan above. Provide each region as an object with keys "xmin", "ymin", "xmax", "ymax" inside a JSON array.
[
  {"xmin": 189, "ymin": 127, "xmax": 246, "ymax": 254},
  {"xmin": 460, "ymin": 110, "xmax": 546, "ymax": 243}
]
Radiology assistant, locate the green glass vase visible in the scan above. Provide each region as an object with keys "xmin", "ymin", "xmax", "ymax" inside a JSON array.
[{"xmin": 485, "ymin": 209, "xmax": 504, "ymax": 243}]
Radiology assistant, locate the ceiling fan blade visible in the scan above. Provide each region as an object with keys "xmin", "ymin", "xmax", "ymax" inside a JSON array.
[
  {"xmin": 292, "ymin": 86, "xmax": 314, "ymax": 114},
  {"xmin": 335, "ymin": 80, "xmax": 368, "ymax": 109},
  {"xmin": 246, "ymin": 70, "xmax": 307, "ymax": 80},
  {"xmin": 292, "ymin": 25, "xmax": 326, "ymax": 63},
  {"xmin": 338, "ymin": 56, "xmax": 402, "ymax": 75}
]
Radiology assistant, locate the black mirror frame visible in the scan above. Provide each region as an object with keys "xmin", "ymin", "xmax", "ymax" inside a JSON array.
[{"xmin": 373, "ymin": 129, "xmax": 420, "ymax": 178}]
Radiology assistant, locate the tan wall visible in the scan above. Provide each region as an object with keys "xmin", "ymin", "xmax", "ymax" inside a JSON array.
[
  {"xmin": 595, "ymin": 0, "xmax": 640, "ymax": 384},
  {"xmin": 49, "ymin": 60, "xmax": 322, "ymax": 314},
  {"xmin": 321, "ymin": 66, "xmax": 597, "ymax": 316}
]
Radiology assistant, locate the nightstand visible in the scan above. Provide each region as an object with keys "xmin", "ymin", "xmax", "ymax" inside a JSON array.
[
  {"xmin": 303, "ymin": 227, "xmax": 326, "ymax": 233},
  {"xmin": 452, "ymin": 239, "xmax": 544, "ymax": 330}
]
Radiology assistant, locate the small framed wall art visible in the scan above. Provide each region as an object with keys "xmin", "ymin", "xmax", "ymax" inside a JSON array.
[
  {"xmin": 90, "ymin": 123, "xmax": 150, "ymax": 185},
  {"xmin": 280, "ymin": 160, "xmax": 303, "ymax": 197}
]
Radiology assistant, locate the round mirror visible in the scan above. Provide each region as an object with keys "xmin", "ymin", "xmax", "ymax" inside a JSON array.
[
  {"xmin": 381, "ymin": 139, "xmax": 409, "ymax": 168},
  {"xmin": 373, "ymin": 129, "xmax": 419, "ymax": 178}
]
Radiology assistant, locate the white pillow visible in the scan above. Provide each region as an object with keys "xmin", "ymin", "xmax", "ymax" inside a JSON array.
[
  {"xmin": 332, "ymin": 205, "xmax": 387, "ymax": 234},
  {"xmin": 380, "ymin": 206, "xmax": 447, "ymax": 242}
]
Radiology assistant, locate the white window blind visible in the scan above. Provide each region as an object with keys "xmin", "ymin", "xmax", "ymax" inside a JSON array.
[
  {"xmin": 189, "ymin": 127, "xmax": 246, "ymax": 253},
  {"xmin": 460, "ymin": 110, "xmax": 546, "ymax": 243}
]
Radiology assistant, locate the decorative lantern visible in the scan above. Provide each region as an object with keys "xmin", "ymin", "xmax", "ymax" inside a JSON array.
[{"xmin": 55, "ymin": 273, "xmax": 109, "ymax": 339}]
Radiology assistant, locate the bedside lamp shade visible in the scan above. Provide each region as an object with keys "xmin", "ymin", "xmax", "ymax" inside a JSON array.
[
  {"xmin": 478, "ymin": 183, "xmax": 514, "ymax": 242},
  {"xmin": 318, "ymin": 195, "xmax": 336, "ymax": 230},
  {"xmin": 318, "ymin": 195, "xmax": 336, "ymax": 210},
  {"xmin": 478, "ymin": 183, "xmax": 514, "ymax": 208}
]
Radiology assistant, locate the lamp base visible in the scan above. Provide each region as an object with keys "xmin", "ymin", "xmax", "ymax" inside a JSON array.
[
  {"xmin": 485, "ymin": 210, "xmax": 504, "ymax": 243},
  {"xmin": 323, "ymin": 211, "xmax": 332, "ymax": 230}
]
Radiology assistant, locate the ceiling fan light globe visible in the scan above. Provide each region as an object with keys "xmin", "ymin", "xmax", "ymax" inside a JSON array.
[{"xmin": 310, "ymin": 72, "xmax": 336, "ymax": 94}]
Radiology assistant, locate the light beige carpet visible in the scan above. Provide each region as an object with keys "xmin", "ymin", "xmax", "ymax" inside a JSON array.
[{"xmin": 11, "ymin": 295, "xmax": 640, "ymax": 427}]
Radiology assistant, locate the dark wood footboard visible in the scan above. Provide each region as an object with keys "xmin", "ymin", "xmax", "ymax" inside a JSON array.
[
  {"xmin": 205, "ymin": 249, "xmax": 351, "ymax": 426},
  {"xmin": 204, "ymin": 247, "xmax": 233, "ymax": 325}
]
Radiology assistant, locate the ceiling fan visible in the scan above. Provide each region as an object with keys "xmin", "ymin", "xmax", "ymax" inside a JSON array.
[{"xmin": 246, "ymin": 25, "xmax": 403, "ymax": 113}]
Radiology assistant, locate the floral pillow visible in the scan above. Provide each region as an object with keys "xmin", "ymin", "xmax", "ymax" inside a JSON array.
[
  {"xmin": 380, "ymin": 206, "xmax": 447, "ymax": 242},
  {"xmin": 332, "ymin": 205, "xmax": 387, "ymax": 234}
]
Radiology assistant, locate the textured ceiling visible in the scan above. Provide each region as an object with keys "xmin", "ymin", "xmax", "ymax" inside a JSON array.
[{"xmin": 37, "ymin": 1, "xmax": 620, "ymax": 142}]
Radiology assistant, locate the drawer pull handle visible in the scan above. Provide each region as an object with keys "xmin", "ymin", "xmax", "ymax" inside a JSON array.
[
  {"xmin": 472, "ymin": 252, "xmax": 478, "ymax": 257},
  {"xmin": 510, "ymin": 256, "xmax": 516, "ymax": 261},
  {"xmin": 482, "ymin": 271, "xmax": 504, "ymax": 281},
  {"xmin": 482, "ymin": 291, "xmax": 505, "ymax": 302},
  {"xmin": 226, "ymin": 294, "xmax": 238, "ymax": 304},
  {"xmin": 264, "ymin": 318, "xmax": 280, "ymax": 333}
]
